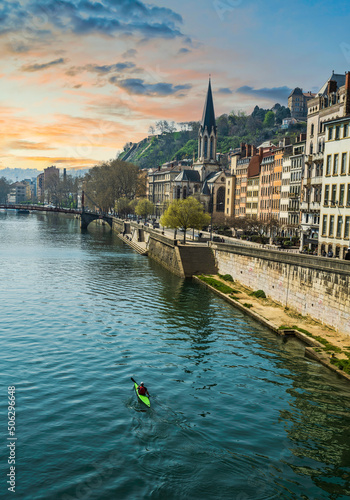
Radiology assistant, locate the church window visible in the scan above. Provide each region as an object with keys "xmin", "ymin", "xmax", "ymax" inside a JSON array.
[
  {"xmin": 204, "ymin": 137, "xmax": 208, "ymax": 158},
  {"xmin": 210, "ymin": 137, "xmax": 214, "ymax": 159}
]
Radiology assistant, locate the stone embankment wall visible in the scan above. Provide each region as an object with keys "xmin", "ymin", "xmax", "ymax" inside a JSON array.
[{"xmin": 213, "ymin": 242, "xmax": 350, "ymax": 334}]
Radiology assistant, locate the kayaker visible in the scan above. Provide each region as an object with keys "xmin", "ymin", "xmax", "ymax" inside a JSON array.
[{"xmin": 138, "ymin": 382, "xmax": 149, "ymax": 397}]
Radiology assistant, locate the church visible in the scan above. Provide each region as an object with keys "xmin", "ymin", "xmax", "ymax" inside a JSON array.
[{"xmin": 148, "ymin": 79, "xmax": 228, "ymax": 216}]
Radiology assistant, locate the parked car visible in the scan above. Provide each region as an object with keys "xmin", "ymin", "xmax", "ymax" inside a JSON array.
[{"xmin": 212, "ymin": 236, "xmax": 225, "ymax": 243}]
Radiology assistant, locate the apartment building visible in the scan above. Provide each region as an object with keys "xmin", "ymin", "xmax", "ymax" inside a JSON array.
[
  {"xmin": 300, "ymin": 71, "xmax": 350, "ymax": 251},
  {"xmin": 319, "ymin": 116, "xmax": 350, "ymax": 257}
]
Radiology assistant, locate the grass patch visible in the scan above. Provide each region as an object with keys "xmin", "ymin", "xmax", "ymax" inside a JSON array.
[
  {"xmin": 278, "ymin": 325, "xmax": 293, "ymax": 330},
  {"xmin": 218, "ymin": 273, "xmax": 234, "ymax": 282},
  {"xmin": 314, "ymin": 337, "xmax": 342, "ymax": 353},
  {"xmin": 198, "ymin": 276, "xmax": 236, "ymax": 294},
  {"xmin": 243, "ymin": 303, "xmax": 253, "ymax": 308},
  {"xmin": 292, "ymin": 326, "xmax": 312, "ymax": 336},
  {"xmin": 250, "ymin": 290, "xmax": 266, "ymax": 299},
  {"xmin": 330, "ymin": 358, "xmax": 350, "ymax": 374}
]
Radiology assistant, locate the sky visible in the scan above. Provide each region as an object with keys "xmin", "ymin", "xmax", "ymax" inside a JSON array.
[{"xmin": 1, "ymin": 0, "xmax": 350, "ymax": 171}]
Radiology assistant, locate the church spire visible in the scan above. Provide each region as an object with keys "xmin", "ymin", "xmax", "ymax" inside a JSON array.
[
  {"xmin": 201, "ymin": 78, "xmax": 216, "ymax": 134},
  {"xmin": 197, "ymin": 77, "xmax": 217, "ymax": 165}
]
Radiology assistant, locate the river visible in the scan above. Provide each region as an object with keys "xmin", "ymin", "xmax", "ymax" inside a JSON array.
[{"xmin": 1, "ymin": 211, "xmax": 350, "ymax": 500}]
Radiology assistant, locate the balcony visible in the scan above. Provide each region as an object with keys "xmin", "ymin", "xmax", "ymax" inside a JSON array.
[
  {"xmin": 313, "ymin": 151, "xmax": 324, "ymax": 161},
  {"xmin": 310, "ymin": 201, "xmax": 320, "ymax": 211},
  {"xmin": 300, "ymin": 201, "xmax": 309, "ymax": 211},
  {"xmin": 310, "ymin": 176, "xmax": 323, "ymax": 186}
]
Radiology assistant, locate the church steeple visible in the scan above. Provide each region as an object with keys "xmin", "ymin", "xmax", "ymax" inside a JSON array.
[
  {"xmin": 198, "ymin": 78, "xmax": 217, "ymax": 164},
  {"xmin": 201, "ymin": 78, "xmax": 216, "ymax": 135}
]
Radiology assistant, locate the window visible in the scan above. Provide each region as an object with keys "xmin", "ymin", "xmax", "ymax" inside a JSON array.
[
  {"xmin": 331, "ymin": 185, "xmax": 337, "ymax": 205},
  {"xmin": 326, "ymin": 155, "xmax": 331, "ymax": 175},
  {"xmin": 340, "ymin": 184, "xmax": 345, "ymax": 206},
  {"xmin": 333, "ymin": 154, "xmax": 339, "ymax": 175},
  {"xmin": 329, "ymin": 215, "xmax": 335, "ymax": 236},
  {"xmin": 324, "ymin": 185, "xmax": 329, "ymax": 204},
  {"xmin": 341, "ymin": 153, "xmax": 347, "ymax": 174},
  {"xmin": 337, "ymin": 216, "xmax": 343, "ymax": 238},
  {"xmin": 311, "ymin": 124, "xmax": 314, "ymax": 135},
  {"xmin": 328, "ymin": 127, "xmax": 333, "ymax": 140},
  {"xmin": 348, "ymin": 184, "xmax": 350, "ymax": 206},
  {"xmin": 322, "ymin": 215, "xmax": 327, "ymax": 235},
  {"xmin": 335, "ymin": 126, "xmax": 340, "ymax": 139},
  {"xmin": 344, "ymin": 123, "xmax": 349, "ymax": 137},
  {"xmin": 345, "ymin": 216, "xmax": 350, "ymax": 239}
]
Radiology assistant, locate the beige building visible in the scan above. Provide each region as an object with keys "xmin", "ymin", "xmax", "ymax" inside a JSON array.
[
  {"xmin": 300, "ymin": 71, "xmax": 350, "ymax": 251},
  {"xmin": 319, "ymin": 116, "xmax": 350, "ymax": 258}
]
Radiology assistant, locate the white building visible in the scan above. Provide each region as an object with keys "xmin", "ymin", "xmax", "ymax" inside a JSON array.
[
  {"xmin": 300, "ymin": 71, "xmax": 350, "ymax": 251},
  {"xmin": 319, "ymin": 116, "xmax": 350, "ymax": 258}
]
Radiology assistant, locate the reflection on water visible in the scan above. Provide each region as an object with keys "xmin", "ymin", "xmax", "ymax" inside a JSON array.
[{"xmin": 0, "ymin": 211, "xmax": 350, "ymax": 499}]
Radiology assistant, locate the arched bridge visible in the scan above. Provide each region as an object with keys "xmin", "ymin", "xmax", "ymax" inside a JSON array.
[
  {"xmin": 80, "ymin": 210, "xmax": 114, "ymax": 230},
  {"xmin": 0, "ymin": 204, "xmax": 114, "ymax": 231}
]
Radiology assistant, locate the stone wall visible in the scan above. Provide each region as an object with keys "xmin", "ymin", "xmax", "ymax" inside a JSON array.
[
  {"xmin": 147, "ymin": 233, "xmax": 184, "ymax": 277},
  {"xmin": 213, "ymin": 242, "xmax": 350, "ymax": 335}
]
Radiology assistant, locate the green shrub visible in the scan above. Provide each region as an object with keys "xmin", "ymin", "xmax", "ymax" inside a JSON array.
[
  {"xmin": 250, "ymin": 290, "xmax": 266, "ymax": 299},
  {"xmin": 243, "ymin": 303, "xmax": 253, "ymax": 308},
  {"xmin": 199, "ymin": 276, "xmax": 236, "ymax": 294},
  {"xmin": 330, "ymin": 358, "xmax": 350, "ymax": 374},
  {"xmin": 218, "ymin": 273, "xmax": 234, "ymax": 282}
]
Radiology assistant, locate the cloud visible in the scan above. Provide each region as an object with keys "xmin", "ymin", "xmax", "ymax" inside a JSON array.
[
  {"xmin": 4, "ymin": 0, "xmax": 188, "ymax": 42},
  {"xmin": 84, "ymin": 62, "xmax": 136, "ymax": 74},
  {"xmin": 236, "ymin": 85, "xmax": 292, "ymax": 102},
  {"xmin": 109, "ymin": 77, "xmax": 192, "ymax": 96},
  {"xmin": 21, "ymin": 58, "xmax": 67, "ymax": 72},
  {"xmin": 8, "ymin": 140, "xmax": 55, "ymax": 150},
  {"xmin": 122, "ymin": 49, "xmax": 137, "ymax": 58},
  {"xmin": 178, "ymin": 47, "xmax": 190, "ymax": 55},
  {"xmin": 218, "ymin": 87, "xmax": 233, "ymax": 94}
]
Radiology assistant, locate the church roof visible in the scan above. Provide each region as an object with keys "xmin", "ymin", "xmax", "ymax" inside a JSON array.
[
  {"xmin": 174, "ymin": 170, "xmax": 200, "ymax": 182},
  {"xmin": 201, "ymin": 79, "xmax": 216, "ymax": 133},
  {"xmin": 201, "ymin": 180, "xmax": 211, "ymax": 196}
]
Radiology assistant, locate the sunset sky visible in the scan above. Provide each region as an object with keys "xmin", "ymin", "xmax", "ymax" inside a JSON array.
[{"xmin": 1, "ymin": 0, "xmax": 350, "ymax": 171}]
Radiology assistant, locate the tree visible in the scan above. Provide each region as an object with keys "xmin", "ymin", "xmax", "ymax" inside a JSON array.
[
  {"xmin": 263, "ymin": 111, "xmax": 275, "ymax": 128},
  {"xmin": 0, "ymin": 177, "xmax": 11, "ymax": 203},
  {"xmin": 115, "ymin": 198, "xmax": 133, "ymax": 218},
  {"xmin": 84, "ymin": 159, "xmax": 139, "ymax": 213},
  {"xmin": 160, "ymin": 197, "xmax": 210, "ymax": 244},
  {"xmin": 148, "ymin": 126, "xmax": 155, "ymax": 136},
  {"xmin": 135, "ymin": 199, "xmax": 154, "ymax": 221},
  {"xmin": 216, "ymin": 114, "xmax": 229, "ymax": 136}
]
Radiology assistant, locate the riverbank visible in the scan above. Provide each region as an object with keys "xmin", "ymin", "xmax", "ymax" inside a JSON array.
[{"xmin": 194, "ymin": 274, "xmax": 350, "ymax": 382}]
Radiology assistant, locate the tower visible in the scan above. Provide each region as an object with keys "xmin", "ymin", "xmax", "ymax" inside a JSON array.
[
  {"xmin": 194, "ymin": 78, "xmax": 219, "ymax": 182},
  {"xmin": 198, "ymin": 78, "xmax": 217, "ymax": 162}
]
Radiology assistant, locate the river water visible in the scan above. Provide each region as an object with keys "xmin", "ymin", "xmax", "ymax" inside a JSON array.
[{"xmin": 1, "ymin": 211, "xmax": 350, "ymax": 500}]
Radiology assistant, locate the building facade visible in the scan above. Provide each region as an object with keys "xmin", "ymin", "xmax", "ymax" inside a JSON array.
[
  {"xmin": 300, "ymin": 72, "xmax": 350, "ymax": 251},
  {"xmin": 319, "ymin": 116, "xmax": 350, "ymax": 257}
]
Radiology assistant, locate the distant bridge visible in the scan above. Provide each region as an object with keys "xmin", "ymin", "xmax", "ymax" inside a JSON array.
[{"xmin": 0, "ymin": 204, "xmax": 114, "ymax": 230}]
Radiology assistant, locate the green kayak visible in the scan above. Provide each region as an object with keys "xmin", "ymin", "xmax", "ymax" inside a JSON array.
[{"xmin": 133, "ymin": 381, "xmax": 150, "ymax": 408}]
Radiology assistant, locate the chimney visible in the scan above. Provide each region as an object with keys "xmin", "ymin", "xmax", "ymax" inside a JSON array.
[
  {"xmin": 252, "ymin": 145, "xmax": 257, "ymax": 156},
  {"xmin": 345, "ymin": 71, "xmax": 350, "ymax": 115},
  {"xmin": 246, "ymin": 144, "xmax": 251, "ymax": 157},
  {"xmin": 327, "ymin": 80, "xmax": 337, "ymax": 94}
]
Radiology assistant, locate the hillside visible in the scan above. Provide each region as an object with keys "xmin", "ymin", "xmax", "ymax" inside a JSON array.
[{"xmin": 119, "ymin": 107, "xmax": 306, "ymax": 169}]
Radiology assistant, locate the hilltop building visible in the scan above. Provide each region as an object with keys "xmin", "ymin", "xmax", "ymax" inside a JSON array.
[{"xmin": 288, "ymin": 88, "xmax": 315, "ymax": 120}]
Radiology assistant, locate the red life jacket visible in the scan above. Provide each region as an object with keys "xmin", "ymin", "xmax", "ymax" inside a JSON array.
[{"xmin": 138, "ymin": 385, "xmax": 146, "ymax": 395}]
